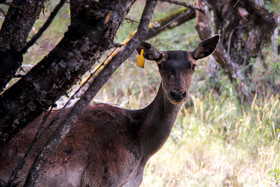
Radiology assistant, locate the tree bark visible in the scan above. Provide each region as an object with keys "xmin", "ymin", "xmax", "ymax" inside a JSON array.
[
  {"xmin": 207, "ymin": 0, "xmax": 277, "ymax": 70},
  {"xmin": 0, "ymin": 0, "xmax": 46, "ymax": 91},
  {"xmin": 23, "ymin": 1, "xmax": 157, "ymax": 185},
  {"xmin": 195, "ymin": 0, "xmax": 278, "ymax": 102},
  {"xmin": 146, "ymin": 7, "xmax": 195, "ymax": 39},
  {"xmin": 195, "ymin": 0, "xmax": 251, "ymax": 102},
  {"xmin": 0, "ymin": 0, "xmax": 136, "ymax": 150},
  {"xmin": 3, "ymin": 2, "xmax": 200, "ymax": 184}
]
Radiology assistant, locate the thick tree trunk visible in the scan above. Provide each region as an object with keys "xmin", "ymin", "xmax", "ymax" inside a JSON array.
[
  {"xmin": 22, "ymin": 1, "xmax": 157, "ymax": 185},
  {"xmin": 0, "ymin": 0, "xmax": 136, "ymax": 150},
  {"xmin": 0, "ymin": 0, "xmax": 46, "ymax": 91}
]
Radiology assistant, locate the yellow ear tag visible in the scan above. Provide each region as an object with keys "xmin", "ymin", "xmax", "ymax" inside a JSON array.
[{"xmin": 136, "ymin": 49, "xmax": 145, "ymax": 68}]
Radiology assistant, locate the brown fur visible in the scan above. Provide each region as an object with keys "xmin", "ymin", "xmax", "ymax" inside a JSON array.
[{"xmin": 0, "ymin": 36, "xmax": 219, "ymax": 187}]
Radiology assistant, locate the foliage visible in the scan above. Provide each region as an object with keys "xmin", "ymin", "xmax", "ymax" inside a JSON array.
[
  {"xmin": 101, "ymin": 60, "xmax": 280, "ymax": 186},
  {"xmin": 97, "ymin": 2, "xmax": 280, "ymax": 186},
  {"xmin": 93, "ymin": 2, "xmax": 280, "ymax": 185},
  {"xmin": 2, "ymin": 0, "xmax": 279, "ymax": 186}
]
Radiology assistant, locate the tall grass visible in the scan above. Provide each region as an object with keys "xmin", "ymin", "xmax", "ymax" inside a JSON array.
[
  {"xmin": 95, "ymin": 49, "xmax": 280, "ymax": 186},
  {"xmin": 7, "ymin": 1, "xmax": 280, "ymax": 186},
  {"xmin": 140, "ymin": 91, "xmax": 280, "ymax": 187},
  {"xmin": 98, "ymin": 58, "xmax": 280, "ymax": 186}
]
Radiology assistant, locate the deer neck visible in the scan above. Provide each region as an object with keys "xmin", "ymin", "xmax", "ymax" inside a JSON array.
[{"xmin": 134, "ymin": 82, "xmax": 183, "ymax": 157}]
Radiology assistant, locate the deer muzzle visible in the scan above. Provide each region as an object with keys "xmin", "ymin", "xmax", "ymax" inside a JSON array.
[{"xmin": 170, "ymin": 90, "xmax": 187, "ymax": 102}]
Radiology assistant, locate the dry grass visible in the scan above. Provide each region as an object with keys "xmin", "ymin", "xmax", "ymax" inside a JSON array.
[
  {"xmin": 4, "ymin": 1, "xmax": 279, "ymax": 186},
  {"xmin": 140, "ymin": 93, "xmax": 280, "ymax": 187},
  {"xmin": 93, "ymin": 56, "xmax": 280, "ymax": 186}
]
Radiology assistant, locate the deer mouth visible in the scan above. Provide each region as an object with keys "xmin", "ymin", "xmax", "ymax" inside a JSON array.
[{"xmin": 169, "ymin": 98, "xmax": 185, "ymax": 104}]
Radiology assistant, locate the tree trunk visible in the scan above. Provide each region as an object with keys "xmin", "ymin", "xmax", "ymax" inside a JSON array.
[
  {"xmin": 22, "ymin": 1, "xmax": 157, "ymax": 185},
  {"xmin": 0, "ymin": 0, "xmax": 46, "ymax": 91},
  {"xmin": 0, "ymin": 0, "xmax": 136, "ymax": 150},
  {"xmin": 195, "ymin": 0, "xmax": 278, "ymax": 102}
]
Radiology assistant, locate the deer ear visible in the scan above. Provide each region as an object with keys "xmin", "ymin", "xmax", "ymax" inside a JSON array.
[
  {"xmin": 136, "ymin": 42, "xmax": 163, "ymax": 61},
  {"xmin": 192, "ymin": 35, "xmax": 220, "ymax": 60}
]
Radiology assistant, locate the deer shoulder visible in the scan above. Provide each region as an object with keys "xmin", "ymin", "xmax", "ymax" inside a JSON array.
[{"xmin": 0, "ymin": 35, "xmax": 219, "ymax": 187}]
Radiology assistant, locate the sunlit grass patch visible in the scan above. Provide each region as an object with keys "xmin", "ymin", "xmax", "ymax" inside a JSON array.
[
  {"xmin": 141, "ymin": 92, "xmax": 280, "ymax": 186},
  {"xmin": 10, "ymin": 1, "xmax": 279, "ymax": 185}
]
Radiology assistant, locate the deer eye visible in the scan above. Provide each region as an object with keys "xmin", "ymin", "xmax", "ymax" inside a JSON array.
[{"xmin": 191, "ymin": 63, "xmax": 196, "ymax": 71}]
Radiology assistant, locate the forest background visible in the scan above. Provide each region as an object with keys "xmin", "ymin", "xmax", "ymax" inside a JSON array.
[{"xmin": 0, "ymin": 0, "xmax": 280, "ymax": 186}]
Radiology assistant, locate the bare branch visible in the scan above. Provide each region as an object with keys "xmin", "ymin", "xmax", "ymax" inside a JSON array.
[
  {"xmin": 233, "ymin": 0, "xmax": 240, "ymax": 7},
  {"xmin": 21, "ymin": 0, "xmax": 67, "ymax": 54},
  {"xmin": 23, "ymin": 0, "xmax": 157, "ymax": 186},
  {"xmin": 161, "ymin": 0, "xmax": 204, "ymax": 12},
  {"xmin": 195, "ymin": 0, "xmax": 251, "ymax": 102},
  {"xmin": 146, "ymin": 7, "xmax": 195, "ymax": 39},
  {"xmin": 0, "ymin": 0, "xmax": 136, "ymax": 150},
  {"xmin": 6, "ymin": 106, "xmax": 54, "ymax": 186},
  {"xmin": 0, "ymin": 0, "xmax": 46, "ymax": 92},
  {"xmin": 240, "ymin": 0, "xmax": 278, "ymax": 58},
  {"xmin": 125, "ymin": 17, "xmax": 139, "ymax": 24}
]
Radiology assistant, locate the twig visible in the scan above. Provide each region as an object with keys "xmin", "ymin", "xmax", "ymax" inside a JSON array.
[
  {"xmin": 21, "ymin": 0, "xmax": 66, "ymax": 54},
  {"xmin": 23, "ymin": 0, "xmax": 157, "ymax": 186},
  {"xmin": 125, "ymin": 17, "xmax": 139, "ymax": 27},
  {"xmin": 7, "ymin": 106, "xmax": 54, "ymax": 186},
  {"xmin": 146, "ymin": 7, "xmax": 195, "ymax": 39},
  {"xmin": 9, "ymin": 50, "xmax": 103, "ymax": 185},
  {"xmin": 125, "ymin": 17, "xmax": 139, "ymax": 24},
  {"xmin": 195, "ymin": 0, "xmax": 251, "ymax": 102},
  {"xmin": 161, "ymin": 0, "xmax": 204, "ymax": 13},
  {"xmin": 233, "ymin": 0, "xmax": 240, "ymax": 7}
]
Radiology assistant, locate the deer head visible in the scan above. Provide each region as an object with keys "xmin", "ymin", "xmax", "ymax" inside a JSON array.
[
  {"xmin": 136, "ymin": 35, "xmax": 219, "ymax": 104},
  {"xmin": 0, "ymin": 35, "xmax": 220, "ymax": 187}
]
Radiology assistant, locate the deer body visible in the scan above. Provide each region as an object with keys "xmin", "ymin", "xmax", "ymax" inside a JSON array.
[{"xmin": 0, "ymin": 36, "xmax": 219, "ymax": 187}]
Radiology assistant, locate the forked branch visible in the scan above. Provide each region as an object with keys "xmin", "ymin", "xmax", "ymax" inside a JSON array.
[
  {"xmin": 23, "ymin": 0, "xmax": 157, "ymax": 186},
  {"xmin": 161, "ymin": 0, "xmax": 204, "ymax": 12},
  {"xmin": 21, "ymin": 0, "xmax": 67, "ymax": 54},
  {"xmin": 146, "ymin": 7, "xmax": 195, "ymax": 39},
  {"xmin": 195, "ymin": 0, "xmax": 251, "ymax": 102}
]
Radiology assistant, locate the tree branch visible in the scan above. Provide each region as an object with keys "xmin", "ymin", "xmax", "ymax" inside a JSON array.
[
  {"xmin": 0, "ymin": 0, "xmax": 46, "ymax": 92},
  {"xmin": 21, "ymin": 0, "xmax": 67, "ymax": 54},
  {"xmin": 161, "ymin": 0, "xmax": 204, "ymax": 12},
  {"xmin": 241, "ymin": 0, "xmax": 278, "ymax": 59},
  {"xmin": 195, "ymin": 0, "xmax": 251, "ymax": 102},
  {"xmin": 146, "ymin": 7, "xmax": 195, "ymax": 39},
  {"xmin": 0, "ymin": 0, "xmax": 136, "ymax": 151},
  {"xmin": 23, "ymin": 0, "xmax": 157, "ymax": 186}
]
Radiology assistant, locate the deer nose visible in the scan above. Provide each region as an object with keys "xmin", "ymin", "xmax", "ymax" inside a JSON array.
[{"xmin": 170, "ymin": 90, "xmax": 186, "ymax": 102}]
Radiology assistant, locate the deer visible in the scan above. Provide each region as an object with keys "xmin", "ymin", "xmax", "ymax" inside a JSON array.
[{"xmin": 0, "ymin": 35, "xmax": 219, "ymax": 187}]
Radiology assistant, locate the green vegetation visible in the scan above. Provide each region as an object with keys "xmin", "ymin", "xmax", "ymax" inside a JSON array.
[
  {"xmin": 97, "ymin": 2, "xmax": 280, "ymax": 184},
  {"xmin": 141, "ymin": 93, "xmax": 280, "ymax": 186},
  {"xmin": 98, "ymin": 54, "xmax": 280, "ymax": 186},
  {"xmin": 3, "ymin": 0, "xmax": 279, "ymax": 186},
  {"xmin": 94, "ymin": 2, "xmax": 280, "ymax": 185}
]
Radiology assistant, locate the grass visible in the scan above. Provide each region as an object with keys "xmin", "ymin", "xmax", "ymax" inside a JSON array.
[
  {"xmin": 1, "ymin": 0, "xmax": 280, "ymax": 186},
  {"xmin": 98, "ymin": 54, "xmax": 280, "ymax": 186},
  {"xmin": 95, "ymin": 51, "xmax": 280, "ymax": 187},
  {"xmin": 100, "ymin": 5, "xmax": 280, "ymax": 182},
  {"xmin": 140, "ymin": 92, "xmax": 280, "ymax": 187}
]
